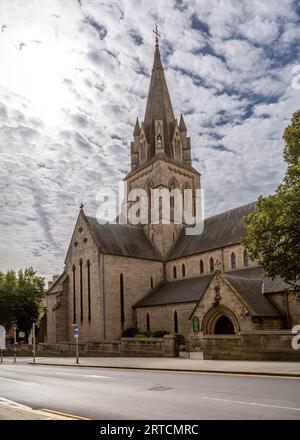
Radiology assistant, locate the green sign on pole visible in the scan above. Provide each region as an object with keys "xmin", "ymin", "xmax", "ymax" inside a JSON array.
[{"xmin": 192, "ymin": 317, "xmax": 200, "ymax": 333}]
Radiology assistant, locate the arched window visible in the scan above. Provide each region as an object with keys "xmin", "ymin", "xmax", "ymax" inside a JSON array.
[
  {"xmin": 120, "ymin": 273, "xmax": 125, "ymax": 328},
  {"xmin": 144, "ymin": 179, "xmax": 153, "ymax": 224},
  {"xmin": 150, "ymin": 276, "xmax": 154, "ymax": 289},
  {"xmin": 157, "ymin": 134, "xmax": 162, "ymax": 148},
  {"xmin": 79, "ymin": 259, "xmax": 83, "ymax": 322},
  {"xmin": 87, "ymin": 260, "xmax": 91, "ymax": 323},
  {"xmin": 169, "ymin": 178, "xmax": 179, "ymax": 218},
  {"xmin": 243, "ymin": 249, "xmax": 249, "ymax": 267},
  {"xmin": 210, "ymin": 257, "xmax": 214, "ymax": 273},
  {"xmin": 182, "ymin": 263, "xmax": 186, "ymax": 277},
  {"xmin": 173, "ymin": 266, "xmax": 177, "ymax": 279},
  {"xmin": 174, "ymin": 311, "xmax": 179, "ymax": 333},
  {"xmin": 200, "ymin": 259, "xmax": 204, "ymax": 274},
  {"xmin": 231, "ymin": 252, "xmax": 236, "ymax": 270},
  {"xmin": 72, "ymin": 265, "xmax": 76, "ymax": 324},
  {"xmin": 146, "ymin": 313, "xmax": 150, "ymax": 331}
]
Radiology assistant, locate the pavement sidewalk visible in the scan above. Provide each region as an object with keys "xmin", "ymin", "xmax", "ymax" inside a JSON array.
[
  {"xmin": 0, "ymin": 398, "xmax": 72, "ymax": 420},
  {"xmin": 2, "ymin": 355, "xmax": 300, "ymax": 377}
]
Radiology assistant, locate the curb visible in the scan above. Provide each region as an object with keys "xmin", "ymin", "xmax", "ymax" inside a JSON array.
[{"xmin": 28, "ymin": 362, "xmax": 300, "ymax": 378}]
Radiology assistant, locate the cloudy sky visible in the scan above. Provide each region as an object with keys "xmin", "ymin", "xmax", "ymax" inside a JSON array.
[{"xmin": 0, "ymin": 0, "xmax": 300, "ymax": 279}]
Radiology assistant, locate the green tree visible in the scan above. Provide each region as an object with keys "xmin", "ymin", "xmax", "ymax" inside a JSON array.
[
  {"xmin": 0, "ymin": 271, "xmax": 17, "ymax": 329},
  {"xmin": 0, "ymin": 268, "xmax": 45, "ymax": 340},
  {"xmin": 243, "ymin": 111, "xmax": 300, "ymax": 296},
  {"xmin": 14, "ymin": 268, "xmax": 45, "ymax": 341}
]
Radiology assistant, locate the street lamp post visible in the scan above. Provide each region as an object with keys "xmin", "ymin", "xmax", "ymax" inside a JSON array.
[
  {"xmin": 73, "ymin": 323, "xmax": 79, "ymax": 364},
  {"xmin": 32, "ymin": 322, "xmax": 36, "ymax": 364},
  {"xmin": 13, "ymin": 325, "xmax": 17, "ymax": 363}
]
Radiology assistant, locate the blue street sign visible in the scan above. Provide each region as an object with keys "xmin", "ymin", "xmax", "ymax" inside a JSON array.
[{"xmin": 74, "ymin": 323, "xmax": 79, "ymax": 339}]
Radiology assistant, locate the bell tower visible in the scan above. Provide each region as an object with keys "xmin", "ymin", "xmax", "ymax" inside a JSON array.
[{"xmin": 124, "ymin": 27, "xmax": 201, "ymax": 257}]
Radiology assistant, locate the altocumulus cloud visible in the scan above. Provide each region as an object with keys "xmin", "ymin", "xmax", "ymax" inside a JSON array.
[{"xmin": 0, "ymin": 0, "xmax": 300, "ymax": 278}]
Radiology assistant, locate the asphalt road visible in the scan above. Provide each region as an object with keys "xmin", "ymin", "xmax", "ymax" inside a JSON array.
[{"xmin": 0, "ymin": 363, "xmax": 300, "ymax": 420}]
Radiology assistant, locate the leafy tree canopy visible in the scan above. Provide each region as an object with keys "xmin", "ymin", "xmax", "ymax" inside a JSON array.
[
  {"xmin": 243, "ymin": 111, "xmax": 300, "ymax": 296},
  {"xmin": 0, "ymin": 268, "xmax": 45, "ymax": 335}
]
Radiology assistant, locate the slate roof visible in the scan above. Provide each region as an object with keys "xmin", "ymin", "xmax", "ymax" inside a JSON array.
[
  {"xmin": 223, "ymin": 274, "xmax": 281, "ymax": 317},
  {"xmin": 134, "ymin": 274, "xmax": 213, "ymax": 308},
  {"xmin": 135, "ymin": 266, "xmax": 283, "ymax": 317},
  {"xmin": 47, "ymin": 272, "xmax": 68, "ymax": 295},
  {"xmin": 167, "ymin": 202, "xmax": 257, "ymax": 260},
  {"xmin": 262, "ymin": 276, "xmax": 291, "ymax": 293},
  {"xmin": 85, "ymin": 217, "xmax": 161, "ymax": 260}
]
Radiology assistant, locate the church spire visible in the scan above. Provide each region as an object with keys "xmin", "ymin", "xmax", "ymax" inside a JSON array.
[
  {"xmin": 144, "ymin": 32, "xmax": 175, "ymax": 127},
  {"xmin": 129, "ymin": 26, "xmax": 193, "ymax": 171}
]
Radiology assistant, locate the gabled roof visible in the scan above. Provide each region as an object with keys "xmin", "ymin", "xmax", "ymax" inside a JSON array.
[
  {"xmin": 134, "ymin": 274, "xmax": 213, "ymax": 308},
  {"xmin": 85, "ymin": 217, "xmax": 161, "ymax": 260},
  {"xmin": 223, "ymin": 274, "xmax": 281, "ymax": 317},
  {"xmin": 135, "ymin": 266, "xmax": 283, "ymax": 316},
  {"xmin": 168, "ymin": 202, "xmax": 257, "ymax": 260},
  {"xmin": 47, "ymin": 272, "xmax": 68, "ymax": 295}
]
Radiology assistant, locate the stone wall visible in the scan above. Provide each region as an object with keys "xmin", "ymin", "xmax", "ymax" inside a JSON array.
[
  {"xmin": 104, "ymin": 255, "xmax": 164, "ymax": 340},
  {"xmin": 3, "ymin": 335, "xmax": 178, "ymax": 358},
  {"xmin": 136, "ymin": 302, "xmax": 196, "ymax": 337},
  {"xmin": 166, "ymin": 244, "xmax": 258, "ymax": 281},
  {"xmin": 202, "ymin": 331, "xmax": 300, "ymax": 361},
  {"xmin": 191, "ymin": 272, "xmax": 282, "ymax": 336}
]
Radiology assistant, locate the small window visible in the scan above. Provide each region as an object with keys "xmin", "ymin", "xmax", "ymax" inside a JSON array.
[
  {"xmin": 78, "ymin": 227, "xmax": 83, "ymax": 233},
  {"xmin": 174, "ymin": 311, "xmax": 179, "ymax": 333},
  {"xmin": 83, "ymin": 237, "xmax": 88, "ymax": 244},
  {"xmin": 150, "ymin": 276, "xmax": 154, "ymax": 289},
  {"xmin": 231, "ymin": 252, "xmax": 236, "ymax": 270},
  {"xmin": 182, "ymin": 263, "xmax": 186, "ymax": 277},
  {"xmin": 170, "ymin": 196, "xmax": 174, "ymax": 209},
  {"xmin": 72, "ymin": 265, "xmax": 76, "ymax": 324},
  {"xmin": 243, "ymin": 249, "xmax": 249, "ymax": 267},
  {"xmin": 87, "ymin": 260, "xmax": 91, "ymax": 322},
  {"xmin": 146, "ymin": 313, "xmax": 150, "ymax": 331},
  {"xmin": 74, "ymin": 241, "xmax": 78, "ymax": 248},
  {"xmin": 120, "ymin": 273, "xmax": 125, "ymax": 327},
  {"xmin": 79, "ymin": 259, "xmax": 83, "ymax": 322},
  {"xmin": 210, "ymin": 257, "xmax": 214, "ymax": 273},
  {"xmin": 173, "ymin": 266, "xmax": 177, "ymax": 279},
  {"xmin": 200, "ymin": 259, "xmax": 204, "ymax": 274}
]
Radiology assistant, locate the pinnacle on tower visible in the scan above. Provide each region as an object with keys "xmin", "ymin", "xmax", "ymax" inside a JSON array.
[{"xmin": 133, "ymin": 118, "xmax": 141, "ymax": 136}]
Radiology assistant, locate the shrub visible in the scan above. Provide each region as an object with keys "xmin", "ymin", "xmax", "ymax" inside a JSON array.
[
  {"xmin": 152, "ymin": 330, "xmax": 170, "ymax": 338},
  {"xmin": 122, "ymin": 327, "xmax": 138, "ymax": 337}
]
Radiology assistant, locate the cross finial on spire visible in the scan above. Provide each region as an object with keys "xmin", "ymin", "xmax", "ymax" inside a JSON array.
[
  {"xmin": 80, "ymin": 203, "xmax": 84, "ymax": 210},
  {"xmin": 153, "ymin": 22, "xmax": 161, "ymax": 47}
]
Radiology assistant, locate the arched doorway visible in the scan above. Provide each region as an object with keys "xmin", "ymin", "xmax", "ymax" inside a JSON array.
[
  {"xmin": 201, "ymin": 306, "xmax": 239, "ymax": 335},
  {"xmin": 214, "ymin": 315, "xmax": 235, "ymax": 334}
]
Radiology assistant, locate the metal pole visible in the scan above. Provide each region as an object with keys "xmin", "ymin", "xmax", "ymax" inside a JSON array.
[
  {"xmin": 13, "ymin": 325, "xmax": 17, "ymax": 363},
  {"xmin": 0, "ymin": 350, "xmax": 2, "ymax": 363},
  {"xmin": 32, "ymin": 323, "xmax": 36, "ymax": 364},
  {"xmin": 76, "ymin": 338, "xmax": 79, "ymax": 364}
]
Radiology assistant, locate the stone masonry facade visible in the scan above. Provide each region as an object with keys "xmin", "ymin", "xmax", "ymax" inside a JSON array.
[{"xmin": 46, "ymin": 39, "xmax": 299, "ymax": 360}]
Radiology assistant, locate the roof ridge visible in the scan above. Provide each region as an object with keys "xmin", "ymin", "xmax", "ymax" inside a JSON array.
[{"xmin": 204, "ymin": 201, "xmax": 257, "ymax": 222}]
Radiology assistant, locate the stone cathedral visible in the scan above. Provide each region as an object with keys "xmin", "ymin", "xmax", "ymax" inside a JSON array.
[{"xmin": 46, "ymin": 39, "xmax": 299, "ymax": 356}]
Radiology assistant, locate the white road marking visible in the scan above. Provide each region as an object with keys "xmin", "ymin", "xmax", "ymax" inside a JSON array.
[
  {"xmin": 203, "ymin": 396, "xmax": 300, "ymax": 412},
  {"xmin": 85, "ymin": 375, "xmax": 112, "ymax": 379},
  {"xmin": 54, "ymin": 372, "xmax": 112, "ymax": 379},
  {"xmin": 0, "ymin": 377, "xmax": 41, "ymax": 386}
]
